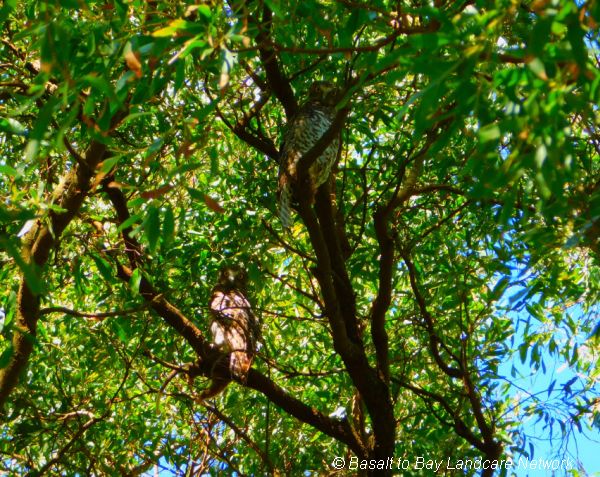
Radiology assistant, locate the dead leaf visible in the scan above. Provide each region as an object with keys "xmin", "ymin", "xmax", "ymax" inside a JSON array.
[
  {"xmin": 106, "ymin": 181, "xmax": 129, "ymax": 189},
  {"xmin": 125, "ymin": 50, "xmax": 143, "ymax": 78},
  {"xmin": 204, "ymin": 195, "xmax": 225, "ymax": 213},
  {"xmin": 176, "ymin": 141, "xmax": 195, "ymax": 158},
  {"xmin": 92, "ymin": 220, "xmax": 104, "ymax": 233},
  {"xmin": 40, "ymin": 61, "xmax": 53, "ymax": 73},
  {"xmin": 141, "ymin": 184, "xmax": 174, "ymax": 199}
]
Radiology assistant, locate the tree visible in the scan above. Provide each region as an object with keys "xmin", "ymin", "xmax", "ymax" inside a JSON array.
[{"xmin": 1, "ymin": 1, "xmax": 598, "ymax": 475}]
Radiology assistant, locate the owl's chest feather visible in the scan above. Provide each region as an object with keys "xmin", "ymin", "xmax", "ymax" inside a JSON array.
[{"xmin": 281, "ymin": 106, "xmax": 339, "ymax": 184}]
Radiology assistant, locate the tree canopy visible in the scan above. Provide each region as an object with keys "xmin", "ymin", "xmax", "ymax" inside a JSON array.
[{"xmin": 1, "ymin": 0, "xmax": 599, "ymax": 475}]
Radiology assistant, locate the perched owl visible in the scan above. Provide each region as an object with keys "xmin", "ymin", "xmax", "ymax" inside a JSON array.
[
  {"xmin": 200, "ymin": 265, "xmax": 259, "ymax": 400},
  {"xmin": 278, "ymin": 81, "xmax": 340, "ymax": 228}
]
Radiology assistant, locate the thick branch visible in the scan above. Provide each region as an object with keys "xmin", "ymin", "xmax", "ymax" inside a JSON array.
[
  {"xmin": 369, "ymin": 138, "xmax": 429, "ymax": 383},
  {"xmin": 0, "ymin": 140, "xmax": 108, "ymax": 410},
  {"xmin": 254, "ymin": 6, "xmax": 298, "ymax": 118},
  {"xmin": 297, "ymin": 192, "xmax": 396, "ymax": 462},
  {"xmin": 208, "ymin": 85, "xmax": 279, "ymax": 161},
  {"xmin": 102, "ymin": 182, "xmax": 208, "ymax": 357},
  {"xmin": 230, "ymin": 122, "xmax": 279, "ymax": 161},
  {"xmin": 283, "ymin": 87, "xmax": 398, "ymax": 461},
  {"xmin": 296, "ymin": 203, "xmax": 353, "ymax": 352},
  {"xmin": 314, "ymin": 184, "xmax": 360, "ymax": 343},
  {"xmin": 370, "ymin": 207, "xmax": 395, "ymax": 384}
]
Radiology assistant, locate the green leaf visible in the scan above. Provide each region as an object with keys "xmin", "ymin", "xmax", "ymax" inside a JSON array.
[
  {"xmin": 534, "ymin": 172, "xmax": 552, "ymax": 199},
  {"xmin": 29, "ymin": 98, "xmax": 57, "ymax": 141},
  {"xmin": 152, "ymin": 19, "xmax": 189, "ymax": 37},
  {"xmin": 0, "ymin": 118, "xmax": 27, "ymax": 136},
  {"xmin": 187, "ymin": 187, "xmax": 204, "ymax": 201},
  {"xmin": 59, "ymin": 0, "xmax": 80, "ymax": 8},
  {"xmin": 491, "ymin": 277, "xmax": 509, "ymax": 301},
  {"xmin": 478, "ymin": 123, "xmax": 501, "ymax": 143},
  {"xmin": 0, "ymin": 345, "xmax": 14, "ymax": 369},
  {"xmin": 161, "ymin": 207, "xmax": 175, "ymax": 249},
  {"xmin": 130, "ymin": 268, "xmax": 142, "ymax": 295},
  {"xmin": 91, "ymin": 254, "xmax": 114, "ymax": 282},
  {"xmin": 263, "ymin": 0, "xmax": 283, "ymax": 17},
  {"xmin": 547, "ymin": 379, "xmax": 555, "ymax": 397},
  {"xmin": 145, "ymin": 206, "xmax": 160, "ymax": 253},
  {"xmin": 0, "ymin": 165, "xmax": 20, "ymax": 178},
  {"xmin": 37, "ymin": 320, "xmax": 49, "ymax": 341},
  {"xmin": 527, "ymin": 58, "xmax": 547, "ymax": 80},
  {"xmin": 535, "ymin": 144, "xmax": 547, "ymax": 169},
  {"xmin": 100, "ymin": 156, "xmax": 120, "ymax": 173},
  {"xmin": 189, "ymin": 4, "xmax": 211, "ymax": 20},
  {"xmin": 117, "ymin": 214, "xmax": 142, "ymax": 233},
  {"xmin": 114, "ymin": 322, "xmax": 128, "ymax": 344},
  {"xmin": 340, "ymin": 9, "xmax": 362, "ymax": 47},
  {"xmin": 518, "ymin": 343, "xmax": 528, "ymax": 364}
]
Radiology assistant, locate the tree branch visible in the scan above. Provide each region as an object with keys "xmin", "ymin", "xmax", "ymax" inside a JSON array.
[
  {"xmin": 206, "ymin": 85, "xmax": 279, "ymax": 161},
  {"xmin": 401, "ymin": 251, "xmax": 463, "ymax": 379},
  {"xmin": 254, "ymin": 5, "xmax": 298, "ymax": 118},
  {"xmin": 314, "ymin": 183, "xmax": 360, "ymax": 343},
  {"xmin": 102, "ymin": 180, "xmax": 208, "ymax": 358},
  {"xmin": 39, "ymin": 305, "xmax": 147, "ymax": 319},
  {"xmin": 245, "ymin": 368, "xmax": 366, "ymax": 458},
  {"xmin": 0, "ymin": 140, "xmax": 108, "ymax": 410},
  {"xmin": 297, "ymin": 188, "xmax": 396, "ymax": 462},
  {"xmin": 204, "ymin": 404, "xmax": 275, "ymax": 472},
  {"xmin": 369, "ymin": 131, "xmax": 434, "ymax": 384}
]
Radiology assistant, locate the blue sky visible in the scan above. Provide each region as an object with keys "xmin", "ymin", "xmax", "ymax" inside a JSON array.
[{"xmin": 496, "ymin": 290, "xmax": 599, "ymax": 477}]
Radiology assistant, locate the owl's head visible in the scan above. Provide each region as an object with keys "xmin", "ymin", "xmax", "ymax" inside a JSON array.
[
  {"xmin": 216, "ymin": 265, "xmax": 248, "ymax": 290},
  {"xmin": 307, "ymin": 81, "xmax": 339, "ymax": 107}
]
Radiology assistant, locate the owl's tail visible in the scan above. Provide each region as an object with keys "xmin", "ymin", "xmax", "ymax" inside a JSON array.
[
  {"xmin": 198, "ymin": 352, "xmax": 253, "ymax": 400},
  {"xmin": 278, "ymin": 182, "xmax": 293, "ymax": 229},
  {"xmin": 198, "ymin": 354, "xmax": 231, "ymax": 401},
  {"xmin": 230, "ymin": 351, "xmax": 252, "ymax": 382},
  {"xmin": 198, "ymin": 377, "xmax": 230, "ymax": 401}
]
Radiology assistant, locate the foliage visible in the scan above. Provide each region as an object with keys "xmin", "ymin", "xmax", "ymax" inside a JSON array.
[{"xmin": 0, "ymin": 0, "xmax": 598, "ymax": 476}]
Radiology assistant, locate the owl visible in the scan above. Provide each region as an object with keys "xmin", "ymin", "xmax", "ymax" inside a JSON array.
[
  {"xmin": 278, "ymin": 81, "xmax": 340, "ymax": 228},
  {"xmin": 200, "ymin": 265, "xmax": 259, "ymax": 400}
]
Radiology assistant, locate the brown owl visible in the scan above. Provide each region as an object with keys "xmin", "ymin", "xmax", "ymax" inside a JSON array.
[
  {"xmin": 200, "ymin": 265, "xmax": 259, "ymax": 400},
  {"xmin": 278, "ymin": 81, "xmax": 340, "ymax": 228}
]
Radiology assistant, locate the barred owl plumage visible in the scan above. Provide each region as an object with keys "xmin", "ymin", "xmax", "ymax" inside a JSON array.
[
  {"xmin": 278, "ymin": 81, "xmax": 340, "ymax": 228},
  {"xmin": 200, "ymin": 265, "xmax": 259, "ymax": 400}
]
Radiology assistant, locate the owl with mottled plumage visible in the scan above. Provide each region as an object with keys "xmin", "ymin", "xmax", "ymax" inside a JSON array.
[
  {"xmin": 200, "ymin": 265, "xmax": 259, "ymax": 400},
  {"xmin": 278, "ymin": 81, "xmax": 340, "ymax": 228}
]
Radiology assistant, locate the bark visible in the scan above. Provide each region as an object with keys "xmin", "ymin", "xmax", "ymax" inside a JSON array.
[{"xmin": 0, "ymin": 141, "xmax": 108, "ymax": 409}]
